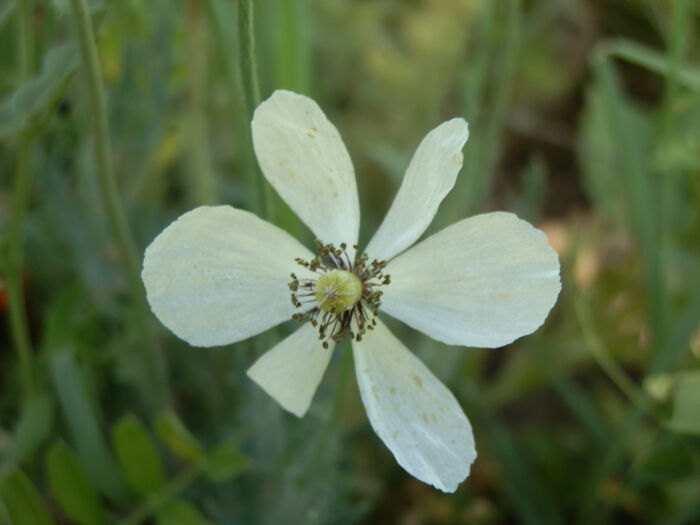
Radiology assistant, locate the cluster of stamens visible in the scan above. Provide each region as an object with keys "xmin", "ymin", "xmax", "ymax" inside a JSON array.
[{"xmin": 289, "ymin": 240, "xmax": 391, "ymax": 349}]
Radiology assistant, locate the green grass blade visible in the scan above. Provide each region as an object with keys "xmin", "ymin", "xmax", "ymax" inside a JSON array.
[
  {"xmin": 463, "ymin": 384, "xmax": 564, "ymax": 525},
  {"xmin": 602, "ymin": 39, "xmax": 700, "ymax": 90},
  {"xmin": 449, "ymin": 0, "xmax": 521, "ymax": 218},
  {"xmin": 593, "ymin": 53, "xmax": 664, "ymax": 350}
]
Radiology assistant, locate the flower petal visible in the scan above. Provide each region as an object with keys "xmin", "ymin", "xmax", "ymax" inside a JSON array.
[
  {"xmin": 142, "ymin": 206, "xmax": 313, "ymax": 347},
  {"xmin": 247, "ymin": 324, "xmax": 331, "ymax": 417},
  {"xmin": 381, "ymin": 211, "xmax": 561, "ymax": 348},
  {"xmin": 252, "ymin": 90, "xmax": 360, "ymax": 247},
  {"xmin": 353, "ymin": 320, "xmax": 475, "ymax": 492},
  {"xmin": 365, "ymin": 118, "xmax": 469, "ymax": 261}
]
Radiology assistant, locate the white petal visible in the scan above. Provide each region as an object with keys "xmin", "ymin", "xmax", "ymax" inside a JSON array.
[
  {"xmin": 365, "ymin": 118, "xmax": 469, "ymax": 261},
  {"xmin": 381, "ymin": 212, "xmax": 561, "ymax": 348},
  {"xmin": 142, "ymin": 206, "xmax": 313, "ymax": 347},
  {"xmin": 353, "ymin": 321, "xmax": 475, "ymax": 492},
  {"xmin": 252, "ymin": 90, "xmax": 360, "ymax": 247},
  {"xmin": 247, "ymin": 324, "xmax": 331, "ymax": 417}
]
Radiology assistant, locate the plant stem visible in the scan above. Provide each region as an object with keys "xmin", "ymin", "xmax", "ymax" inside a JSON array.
[
  {"xmin": 236, "ymin": 0, "xmax": 274, "ymax": 220},
  {"xmin": 186, "ymin": 0, "xmax": 216, "ymax": 205},
  {"xmin": 237, "ymin": 0, "xmax": 260, "ymax": 112},
  {"xmin": 7, "ymin": 137, "xmax": 36, "ymax": 401},
  {"xmin": 308, "ymin": 344, "xmax": 353, "ymax": 471},
  {"xmin": 328, "ymin": 344, "xmax": 353, "ymax": 428},
  {"xmin": 274, "ymin": 0, "xmax": 310, "ymax": 94},
  {"xmin": 16, "ymin": 0, "xmax": 32, "ymax": 79},
  {"xmin": 6, "ymin": 0, "xmax": 37, "ymax": 401},
  {"xmin": 68, "ymin": 0, "xmax": 168, "ymax": 409}
]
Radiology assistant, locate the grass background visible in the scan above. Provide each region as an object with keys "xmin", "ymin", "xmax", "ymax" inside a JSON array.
[{"xmin": 1, "ymin": 0, "xmax": 700, "ymax": 523}]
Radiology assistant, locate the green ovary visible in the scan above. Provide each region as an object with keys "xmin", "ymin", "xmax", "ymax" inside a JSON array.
[{"xmin": 315, "ymin": 270, "xmax": 363, "ymax": 313}]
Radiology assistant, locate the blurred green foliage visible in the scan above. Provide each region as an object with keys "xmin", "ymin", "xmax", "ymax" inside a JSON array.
[{"xmin": 1, "ymin": 0, "xmax": 700, "ymax": 523}]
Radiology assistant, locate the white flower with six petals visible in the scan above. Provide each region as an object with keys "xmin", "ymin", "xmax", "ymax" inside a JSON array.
[{"xmin": 142, "ymin": 90, "xmax": 561, "ymax": 492}]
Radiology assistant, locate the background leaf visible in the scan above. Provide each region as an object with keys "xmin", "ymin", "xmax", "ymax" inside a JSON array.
[
  {"xmin": 0, "ymin": 43, "xmax": 77, "ymax": 139},
  {"xmin": 156, "ymin": 499, "xmax": 211, "ymax": 525},
  {"xmin": 112, "ymin": 413, "xmax": 166, "ymax": 496},
  {"xmin": 203, "ymin": 443, "xmax": 247, "ymax": 484},
  {"xmin": 49, "ymin": 351, "xmax": 129, "ymax": 502},
  {"xmin": 154, "ymin": 412, "xmax": 204, "ymax": 463},
  {"xmin": 14, "ymin": 394, "xmax": 54, "ymax": 464},
  {"xmin": 1, "ymin": 1, "xmax": 700, "ymax": 524},
  {"xmin": 45, "ymin": 441, "xmax": 106, "ymax": 525},
  {"xmin": 668, "ymin": 370, "xmax": 700, "ymax": 435},
  {"xmin": 0, "ymin": 470, "xmax": 55, "ymax": 525}
]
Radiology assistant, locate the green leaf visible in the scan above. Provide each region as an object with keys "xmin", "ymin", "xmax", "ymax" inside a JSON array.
[
  {"xmin": 45, "ymin": 441, "xmax": 105, "ymax": 525},
  {"xmin": 587, "ymin": 56, "xmax": 664, "ymax": 342},
  {"xmin": 578, "ymin": 73, "xmax": 654, "ymax": 228},
  {"xmin": 203, "ymin": 443, "xmax": 247, "ymax": 484},
  {"xmin": 0, "ymin": 499, "xmax": 10, "ymax": 524},
  {"xmin": 154, "ymin": 412, "xmax": 203, "ymax": 462},
  {"xmin": 0, "ymin": 470, "xmax": 55, "ymax": 525},
  {"xmin": 668, "ymin": 369, "xmax": 700, "ymax": 435},
  {"xmin": 654, "ymin": 285, "xmax": 700, "ymax": 374},
  {"xmin": 0, "ymin": 43, "xmax": 78, "ymax": 139},
  {"xmin": 603, "ymin": 38, "xmax": 700, "ymax": 91},
  {"xmin": 0, "ymin": 3, "xmax": 15, "ymax": 31},
  {"xmin": 14, "ymin": 395, "xmax": 55, "ymax": 463},
  {"xmin": 156, "ymin": 499, "xmax": 211, "ymax": 525},
  {"xmin": 49, "ymin": 351, "xmax": 129, "ymax": 502},
  {"xmin": 112, "ymin": 414, "xmax": 165, "ymax": 496},
  {"xmin": 635, "ymin": 434, "xmax": 695, "ymax": 482}
]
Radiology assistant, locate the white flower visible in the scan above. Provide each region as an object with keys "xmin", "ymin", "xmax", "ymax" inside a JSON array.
[{"xmin": 142, "ymin": 90, "xmax": 561, "ymax": 492}]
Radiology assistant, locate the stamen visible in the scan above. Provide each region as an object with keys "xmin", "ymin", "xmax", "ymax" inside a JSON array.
[{"xmin": 288, "ymin": 241, "xmax": 390, "ymax": 349}]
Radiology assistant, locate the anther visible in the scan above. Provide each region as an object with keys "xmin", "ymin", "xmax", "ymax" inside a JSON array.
[{"xmin": 288, "ymin": 240, "xmax": 390, "ymax": 349}]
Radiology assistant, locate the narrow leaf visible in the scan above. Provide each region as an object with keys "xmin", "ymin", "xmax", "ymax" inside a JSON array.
[
  {"xmin": 203, "ymin": 443, "xmax": 247, "ymax": 483},
  {"xmin": 604, "ymin": 38, "xmax": 700, "ymax": 90},
  {"xmin": 668, "ymin": 369, "xmax": 700, "ymax": 435},
  {"xmin": 14, "ymin": 395, "xmax": 55, "ymax": 463},
  {"xmin": 0, "ymin": 44, "xmax": 77, "ymax": 139},
  {"xmin": 0, "ymin": 470, "xmax": 55, "ymax": 525},
  {"xmin": 49, "ymin": 351, "xmax": 129, "ymax": 502},
  {"xmin": 156, "ymin": 499, "xmax": 211, "ymax": 525},
  {"xmin": 45, "ymin": 441, "xmax": 105, "ymax": 525},
  {"xmin": 112, "ymin": 414, "xmax": 165, "ymax": 496},
  {"xmin": 154, "ymin": 412, "xmax": 203, "ymax": 462},
  {"xmin": 0, "ymin": 3, "xmax": 15, "ymax": 31}
]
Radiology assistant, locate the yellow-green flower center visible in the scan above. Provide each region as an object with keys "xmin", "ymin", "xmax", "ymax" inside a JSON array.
[{"xmin": 315, "ymin": 270, "xmax": 363, "ymax": 313}]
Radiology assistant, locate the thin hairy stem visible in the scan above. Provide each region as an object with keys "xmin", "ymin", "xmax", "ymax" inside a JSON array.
[{"xmin": 68, "ymin": 0, "xmax": 169, "ymax": 409}]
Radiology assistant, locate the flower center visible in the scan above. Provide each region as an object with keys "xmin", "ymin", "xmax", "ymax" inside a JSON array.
[
  {"xmin": 289, "ymin": 241, "xmax": 390, "ymax": 348},
  {"xmin": 315, "ymin": 270, "xmax": 362, "ymax": 313}
]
